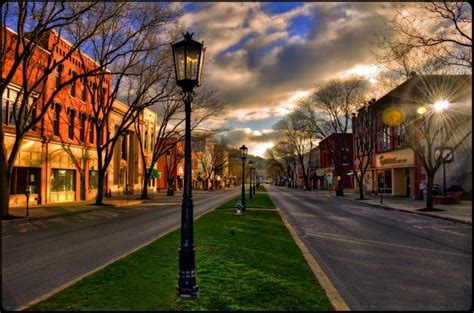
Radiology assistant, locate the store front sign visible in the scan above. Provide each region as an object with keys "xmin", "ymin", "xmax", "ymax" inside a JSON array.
[{"xmin": 376, "ymin": 148, "xmax": 415, "ymax": 168}]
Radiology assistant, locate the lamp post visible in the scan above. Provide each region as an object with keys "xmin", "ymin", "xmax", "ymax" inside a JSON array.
[
  {"xmin": 171, "ymin": 31, "xmax": 205, "ymax": 299},
  {"xmin": 240, "ymin": 145, "xmax": 248, "ymax": 211},
  {"xmin": 253, "ymin": 170, "xmax": 257, "ymax": 194},
  {"xmin": 166, "ymin": 149, "xmax": 173, "ymax": 196},
  {"xmin": 249, "ymin": 160, "xmax": 254, "ymax": 199},
  {"xmin": 379, "ymin": 155, "xmax": 384, "ymax": 205},
  {"xmin": 435, "ymin": 147, "xmax": 453, "ymax": 197}
]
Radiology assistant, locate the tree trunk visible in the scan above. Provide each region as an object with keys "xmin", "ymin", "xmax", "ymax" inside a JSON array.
[
  {"xmin": 167, "ymin": 177, "xmax": 174, "ymax": 196},
  {"xmin": 79, "ymin": 171, "xmax": 86, "ymax": 201},
  {"xmin": 95, "ymin": 169, "xmax": 105, "ymax": 205},
  {"xmin": 142, "ymin": 172, "xmax": 151, "ymax": 199},
  {"xmin": 426, "ymin": 173, "xmax": 434, "ymax": 210},
  {"xmin": 358, "ymin": 180, "xmax": 365, "ymax": 200}
]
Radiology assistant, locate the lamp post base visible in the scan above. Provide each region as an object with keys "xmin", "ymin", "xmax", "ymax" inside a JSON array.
[{"xmin": 176, "ymin": 282, "xmax": 199, "ymax": 299}]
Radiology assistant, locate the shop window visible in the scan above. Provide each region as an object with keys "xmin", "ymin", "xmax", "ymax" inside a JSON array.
[
  {"xmin": 51, "ymin": 169, "xmax": 76, "ymax": 192},
  {"xmin": 10, "ymin": 167, "xmax": 41, "ymax": 195}
]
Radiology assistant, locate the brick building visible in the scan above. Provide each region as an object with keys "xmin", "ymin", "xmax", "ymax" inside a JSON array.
[
  {"xmin": 353, "ymin": 74, "xmax": 472, "ymax": 199},
  {"xmin": 318, "ymin": 133, "xmax": 354, "ymax": 190}
]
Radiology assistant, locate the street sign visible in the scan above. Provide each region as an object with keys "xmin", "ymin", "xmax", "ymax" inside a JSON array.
[{"xmin": 316, "ymin": 169, "xmax": 325, "ymax": 176}]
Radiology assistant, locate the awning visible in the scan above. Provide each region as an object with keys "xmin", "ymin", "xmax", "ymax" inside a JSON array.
[{"xmin": 148, "ymin": 168, "xmax": 161, "ymax": 179}]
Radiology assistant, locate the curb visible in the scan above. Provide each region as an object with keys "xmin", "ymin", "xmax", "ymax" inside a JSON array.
[
  {"xmin": 2, "ymin": 200, "xmax": 145, "ymax": 225},
  {"xmin": 277, "ymin": 208, "xmax": 350, "ymax": 311},
  {"xmin": 337, "ymin": 197, "xmax": 472, "ymax": 225}
]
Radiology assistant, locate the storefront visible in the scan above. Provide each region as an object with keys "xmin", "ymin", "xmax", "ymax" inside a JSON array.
[
  {"xmin": 50, "ymin": 169, "xmax": 76, "ymax": 202},
  {"xmin": 373, "ymin": 148, "xmax": 416, "ymax": 198}
]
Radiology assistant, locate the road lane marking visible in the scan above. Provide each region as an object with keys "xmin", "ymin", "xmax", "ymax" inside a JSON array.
[
  {"xmin": 2, "ymin": 235, "xmax": 13, "ymax": 239},
  {"xmin": 304, "ymin": 231, "xmax": 470, "ymax": 257}
]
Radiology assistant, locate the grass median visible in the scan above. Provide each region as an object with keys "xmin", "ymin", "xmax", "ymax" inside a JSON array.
[{"xmin": 29, "ymin": 189, "xmax": 332, "ymax": 311}]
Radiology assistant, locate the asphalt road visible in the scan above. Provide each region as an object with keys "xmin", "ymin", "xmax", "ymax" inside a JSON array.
[
  {"xmin": 2, "ymin": 188, "xmax": 239, "ymax": 311},
  {"xmin": 267, "ymin": 185, "xmax": 472, "ymax": 311}
]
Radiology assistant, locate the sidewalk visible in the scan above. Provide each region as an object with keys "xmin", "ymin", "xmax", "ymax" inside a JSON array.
[
  {"xmin": 313, "ymin": 188, "xmax": 472, "ymax": 225},
  {"xmin": 3, "ymin": 188, "xmax": 238, "ymax": 224},
  {"xmin": 3, "ymin": 195, "xmax": 162, "ymax": 224}
]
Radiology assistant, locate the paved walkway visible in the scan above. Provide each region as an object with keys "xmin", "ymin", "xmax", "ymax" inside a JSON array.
[
  {"xmin": 3, "ymin": 193, "xmax": 175, "ymax": 223},
  {"xmin": 3, "ymin": 189, "xmax": 235, "ymax": 223},
  {"xmin": 309, "ymin": 188, "xmax": 472, "ymax": 225}
]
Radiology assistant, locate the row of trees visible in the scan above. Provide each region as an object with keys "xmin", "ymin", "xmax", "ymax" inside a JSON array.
[
  {"xmin": 265, "ymin": 1, "xmax": 472, "ymax": 210},
  {"xmin": 0, "ymin": 2, "xmax": 222, "ymax": 217}
]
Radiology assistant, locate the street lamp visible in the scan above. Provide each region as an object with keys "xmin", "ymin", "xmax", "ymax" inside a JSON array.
[
  {"xmin": 240, "ymin": 145, "xmax": 248, "ymax": 211},
  {"xmin": 379, "ymin": 155, "xmax": 384, "ymax": 205},
  {"xmin": 171, "ymin": 31, "xmax": 205, "ymax": 299},
  {"xmin": 249, "ymin": 160, "xmax": 254, "ymax": 199}
]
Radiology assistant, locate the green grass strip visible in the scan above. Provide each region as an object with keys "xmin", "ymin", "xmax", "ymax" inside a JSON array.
[
  {"xmin": 216, "ymin": 189, "xmax": 275, "ymax": 210},
  {"xmin": 29, "ymin": 190, "xmax": 332, "ymax": 311}
]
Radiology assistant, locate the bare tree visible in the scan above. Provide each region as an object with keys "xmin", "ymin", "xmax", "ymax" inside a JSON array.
[
  {"xmin": 164, "ymin": 144, "xmax": 184, "ymax": 196},
  {"xmin": 0, "ymin": 1, "xmax": 128, "ymax": 217},
  {"xmin": 352, "ymin": 99, "xmax": 378, "ymax": 200},
  {"xmin": 401, "ymin": 75, "xmax": 471, "ymax": 210},
  {"xmin": 264, "ymin": 148, "xmax": 286, "ymax": 186},
  {"xmin": 274, "ymin": 108, "xmax": 317, "ymax": 190},
  {"xmin": 81, "ymin": 2, "xmax": 179, "ymax": 205},
  {"xmin": 269, "ymin": 139, "xmax": 298, "ymax": 188},
  {"xmin": 135, "ymin": 87, "xmax": 223, "ymax": 198},
  {"xmin": 374, "ymin": 1, "xmax": 472, "ymax": 78},
  {"xmin": 298, "ymin": 77, "xmax": 369, "ymax": 196}
]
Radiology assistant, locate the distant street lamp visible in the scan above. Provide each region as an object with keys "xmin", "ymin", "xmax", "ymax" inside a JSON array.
[
  {"xmin": 240, "ymin": 145, "xmax": 248, "ymax": 211},
  {"xmin": 249, "ymin": 160, "xmax": 254, "ymax": 199},
  {"xmin": 379, "ymin": 155, "xmax": 384, "ymax": 205},
  {"xmin": 171, "ymin": 31, "xmax": 205, "ymax": 299}
]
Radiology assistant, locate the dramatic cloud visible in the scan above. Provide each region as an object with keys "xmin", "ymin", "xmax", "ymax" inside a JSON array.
[{"xmin": 177, "ymin": 2, "xmax": 391, "ymax": 156}]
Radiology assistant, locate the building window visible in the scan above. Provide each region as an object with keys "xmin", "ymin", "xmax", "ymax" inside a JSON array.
[
  {"xmin": 81, "ymin": 78, "xmax": 87, "ymax": 101},
  {"xmin": 101, "ymin": 87, "xmax": 107, "ymax": 105},
  {"xmin": 150, "ymin": 130, "xmax": 154, "ymax": 151},
  {"xmin": 9, "ymin": 167, "xmax": 41, "ymax": 195},
  {"xmin": 68, "ymin": 109, "xmax": 76, "ymax": 140},
  {"xmin": 53, "ymin": 103, "xmax": 61, "ymax": 136},
  {"xmin": 55, "ymin": 64, "xmax": 63, "ymax": 89},
  {"xmin": 89, "ymin": 117, "xmax": 95, "ymax": 144},
  {"xmin": 79, "ymin": 113, "xmax": 86, "ymax": 142},
  {"xmin": 51, "ymin": 169, "xmax": 76, "ymax": 192},
  {"xmin": 89, "ymin": 170, "xmax": 98, "ymax": 189},
  {"xmin": 70, "ymin": 71, "xmax": 77, "ymax": 97}
]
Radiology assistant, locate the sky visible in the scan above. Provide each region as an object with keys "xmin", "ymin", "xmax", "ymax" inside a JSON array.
[{"xmin": 175, "ymin": 2, "xmax": 390, "ymax": 157}]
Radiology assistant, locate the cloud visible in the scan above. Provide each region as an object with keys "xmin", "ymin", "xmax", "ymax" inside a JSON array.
[{"xmin": 178, "ymin": 2, "xmax": 390, "ymax": 156}]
